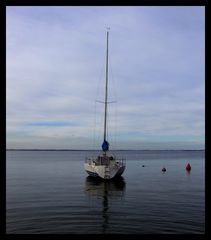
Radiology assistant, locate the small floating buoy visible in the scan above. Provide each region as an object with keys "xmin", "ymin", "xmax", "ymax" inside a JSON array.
[
  {"xmin": 162, "ymin": 167, "xmax": 166, "ymax": 172},
  {"xmin": 186, "ymin": 163, "xmax": 191, "ymax": 171},
  {"xmin": 142, "ymin": 165, "xmax": 145, "ymax": 167}
]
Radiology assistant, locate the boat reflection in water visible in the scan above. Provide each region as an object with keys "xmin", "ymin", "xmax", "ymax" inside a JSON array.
[{"xmin": 84, "ymin": 176, "xmax": 126, "ymax": 233}]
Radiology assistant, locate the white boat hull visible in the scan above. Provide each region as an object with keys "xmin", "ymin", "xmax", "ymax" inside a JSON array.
[{"xmin": 84, "ymin": 158, "xmax": 126, "ymax": 179}]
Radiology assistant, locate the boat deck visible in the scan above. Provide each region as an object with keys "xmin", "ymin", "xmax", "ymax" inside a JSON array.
[{"xmin": 85, "ymin": 155, "xmax": 126, "ymax": 167}]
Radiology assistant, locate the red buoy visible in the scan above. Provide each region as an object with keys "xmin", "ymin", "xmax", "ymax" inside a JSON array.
[{"xmin": 186, "ymin": 163, "xmax": 191, "ymax": 171}]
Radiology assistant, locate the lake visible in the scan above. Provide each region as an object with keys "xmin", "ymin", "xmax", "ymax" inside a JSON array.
[{"xmin": 6, "ymin": 150, "xmax": 205, "ymax": 234}]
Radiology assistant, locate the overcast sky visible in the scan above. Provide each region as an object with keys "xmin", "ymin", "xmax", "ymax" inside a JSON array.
[{"xmin": 6, "ymin": 6, "xmax": 205, "ymax": 150}]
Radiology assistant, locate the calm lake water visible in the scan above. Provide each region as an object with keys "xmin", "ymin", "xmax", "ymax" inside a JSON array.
[{"xmin": 6, "ymin": 150, "xmax": 205, "ymax": 234}]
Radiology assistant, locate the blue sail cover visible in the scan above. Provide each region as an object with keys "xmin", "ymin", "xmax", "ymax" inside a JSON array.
[{"xmin": 102, "ymin": 140, "xmax": 109, "ymax": 151}]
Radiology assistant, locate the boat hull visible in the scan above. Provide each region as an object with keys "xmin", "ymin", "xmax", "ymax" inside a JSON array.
[{"xmin": 84, "ymin": 163, "xmax": 125, "ymax": 180}]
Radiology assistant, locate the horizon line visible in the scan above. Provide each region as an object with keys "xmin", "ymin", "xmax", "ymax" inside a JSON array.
[{"xmin": 6, "ymin": 148, "xmax": 205, "ymax": 151}]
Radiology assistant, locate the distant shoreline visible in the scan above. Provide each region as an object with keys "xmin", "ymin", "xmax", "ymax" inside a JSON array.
[{"xmin": 6, "ymin": 149, "xmax": 205, "ymax": 151}]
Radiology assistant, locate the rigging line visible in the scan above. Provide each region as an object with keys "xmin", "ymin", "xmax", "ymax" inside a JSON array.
[
  {"xmin": 95, "ymin": 45, "xmax": 106, "ymax": 103},
  {"xmin": 92, "ymin": 100, "xmax": 97, "ymax": 150},
  {"xmin": 109, "ymin": 46, "xmax": 118, "ymax": 150},
  {"xmin": 107, "ymin": 111, "xmax": 109, "ymax": 147},
  {"xmin": 96, "ymin": 106, "xmax": 104, "ymax": 148},
  {"xmin": 109, "ymin": 53, "xmax": 118, "ymax": 104},
  {"xmin": 93, "ymin": 45, "xmax": 106, "ymax": 150},
  {"xmin": 114, "ymin": 99, "xmax": 118, "ymax": 150},
  {"xmin": 107, "ymin": 108, "xmax": 116, "ymax": 152}
]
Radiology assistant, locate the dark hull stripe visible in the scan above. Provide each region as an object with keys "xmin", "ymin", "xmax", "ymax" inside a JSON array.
[
  {"xmin": 86, "ymin": 170, "xmax": 99, "ymax": 177},
  {"xmin": 86, "ymin": 166, "xmax": 125, "ymax": 179}
]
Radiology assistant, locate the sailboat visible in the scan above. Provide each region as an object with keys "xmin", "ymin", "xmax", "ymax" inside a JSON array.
[{"xmin": 84, "ymin": 30, "xmax": 126, "ymax": 180}]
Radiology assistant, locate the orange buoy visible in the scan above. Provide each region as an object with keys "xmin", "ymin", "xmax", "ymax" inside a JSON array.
[
  {"xmin": 162, "ymin": 167, "xmax": 166, "ymax": 172},
  {"xmin": 186, "ymin": 163, "xmax": 191, "ymax": 171}
]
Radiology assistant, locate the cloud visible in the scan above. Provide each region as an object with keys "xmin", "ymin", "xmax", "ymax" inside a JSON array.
[{"xmin": 6, "ymin": 6, "xmax": 205, "ymax": 149}]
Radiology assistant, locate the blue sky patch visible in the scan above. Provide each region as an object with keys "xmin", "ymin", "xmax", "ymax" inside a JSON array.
[{"xmin": 27, "ymin": 121, "xmax": 78, "ymax": 127}]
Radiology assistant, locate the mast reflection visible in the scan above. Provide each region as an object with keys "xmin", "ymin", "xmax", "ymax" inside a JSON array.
[{"xmin": 84, "ymin": 176, "xmax": 126, "ymax": 233}]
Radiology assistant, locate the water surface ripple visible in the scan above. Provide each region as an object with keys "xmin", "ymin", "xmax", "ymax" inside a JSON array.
[{"xmin": 7, "ymin": 150, "xmax": 205, "ymax": 234}]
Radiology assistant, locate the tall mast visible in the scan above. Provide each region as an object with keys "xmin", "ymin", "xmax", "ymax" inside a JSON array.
[
  {"xmin": 104, "ymin": 30, "xmax": 109, "ymax": 142},
  {"xmin": 101, "ymin": 29, "xmax": 110, "ymax": 153}
]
